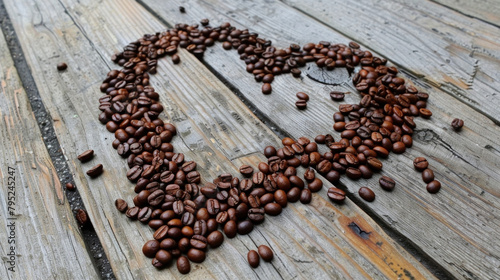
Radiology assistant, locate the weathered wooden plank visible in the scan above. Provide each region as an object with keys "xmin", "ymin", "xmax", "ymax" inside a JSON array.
[
  {"xmin": 137, "ymin": 0, "xmax": 500, "ymax": 279},
  {"xmin": 283, "ymin": 0, "xmax": 500, "ymax": 123},
  {"xmin": 0, "ymin": 28, "xmax": 98, "ymax": 280},
  {"xmin": 431, "ymin": 0, "xmax": 500, "ymax": 27},
  {"xmin": 3, "ymin": 0, "xmax": 435, "ymax": 279}
]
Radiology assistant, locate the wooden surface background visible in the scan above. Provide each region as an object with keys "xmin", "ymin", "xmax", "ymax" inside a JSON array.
[{"xmin": 1, "ymin": 0, "xmax": 499, "ymax": 279}]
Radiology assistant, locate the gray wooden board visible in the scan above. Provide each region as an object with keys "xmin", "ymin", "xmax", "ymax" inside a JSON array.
[
  {"xmin": 138, "ymin": 0, "xmax": 500, "ymax": 279},
  {"xmin": 284, "ymin": 0, "xmax": 500, "ymax": 124},
  {"xmin": 0, "ymin": 28, "xmax": 99, "ymax": 280},
  {"xmin": 3, "ymin": 0, "xmax": 435, "ymax": 279},
  {"xmin": 432, "ymin": 0, "xmax": 500, "ymax": 27}
]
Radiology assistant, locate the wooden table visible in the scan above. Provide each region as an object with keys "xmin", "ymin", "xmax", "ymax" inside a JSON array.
[{"xmin": 1, "ymin": 0, "xmax": 499, "ymax": 279}]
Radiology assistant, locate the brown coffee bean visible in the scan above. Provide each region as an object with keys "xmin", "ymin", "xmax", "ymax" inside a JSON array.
[
  {"xmin": 86, "ymin": 164, "xmax": 103, "ymax": 178},
  {"xmin": 224, "ymin": 220, "xmax": 237, "ymax": 238},
  {"xmin": 77, "ymin": 149, "xmax": 94, "ymax": 162},
  {"xmin": 248, "ymin": 250, "xmax": 260, "ymax": 268},
  {"xmin": 379, "ymin": 176, "xmax": 396, "ymax": 191},
  {"xmin": 115, "ymin": 198, "xmax": 128, "ymax": 212},
  {"xmin": 327, "ymin": 187, "xmax": 346, "ymax": 202},
  {"xmin": 274, "ymin": 189, "xmax": 288, "ymax": 207},
  {"xmin": 187, "ymin": 248, "xmax": 206, "ymax": 263},
  {"xmin": 264, "ymin": 146, "xmax": 277, "ymax": 158},
  {"xmin": 264, "ymin": 202, "xmax": 282, "ymax": 216},
  {"xmin": 300, "ymin": 189, "xmax": 312, "ymax": 204},
  {"xmin": 426, "ymin": 180, "xmax": 441, "ymax": 193},
  {"xmin": 207, "ymin": 230, "xmax": 224, "ymax": 248},
  {"xmin": 359, "ymin": 187, "xmax": 375, "ymax": 202},
  {"xmin": 258, "ymin": 245, "xmax": 274, "ymax": 262},
  {"xmin": 330, "ymin": 91, "xmax": 345, "ymax": 101},
  {"xmin": 239, "ymin": 164, "xmax": 254, "ymax": 177},
  {"xmin": 155, "ymin": 250, "xmax": 172, "ymax": 266},
  {"xmin": 177, "ymin": 256, "xmax": 190, "ymax": 274},
  {"xmin": 248, "ymin": 208, "xmax": 265, "ymax": 223},
  {"xmin": 57, "ymin": 62, "xmax": 68, "ymax": 71},
  {"xmin": 308, "ymin": 178, "xmax": 323, "ymax": 192},
  {"xmin": 153, "ymin": 225, "xmax": 169, "ymax": 240},
  {"xmin": 419, "ymin": 108, "xmax": 433, "ymax": 118},
  {"xmin": 262, "ymin": 83, "xmax": 272, "ymax": 94},
  {"xmin": 142, "ymin": 240, "xmax": 160, "ymax": 258},
  {"xmin": 296, "ymin": 100, "xmax": 307, "ymax": 110},
  {"xmin": 296, "ymin": 92, "xmax": 309, "ymax": 101},
  {"xmin": 75, "ymin": 209, "xmax": 89, "ymax": 226},
  {"xmin": 451, "ymin": 118, "xmax": 464, "ymax": 131},
  {"xmin": 66, "ymin": 182, "xmax": 76, "ymax": 191},
  {"xmin": 422, "ymin": 169, "xmax": 435, "ymax": 183},
  {"xmin": 237, "ymin": 220, "xmax": 254, "ymax": 235},
  {"xmin": 413, "ymin": 157, "xmax": 429, "ymax": 171}
]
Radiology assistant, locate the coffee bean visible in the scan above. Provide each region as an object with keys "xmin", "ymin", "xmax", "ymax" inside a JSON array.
[
  {"xmin": 296, "ymin": 92, "xmax": 309, "ymax": 101},
  {"xmin": 57, "ymin": 62, "xmax": 67, "ymax": 71},
  {"xmin": 327, "ymin": 187, "xmax": 346, "ymax": 202},
  {"xmin": 422, "ymin": 169, "xmax": 435, "ymax": 183},
  {"xmin": 178, "ymin": 6, "xmax": 186, "ymax": 13},
  {"xmin": 264, "ymin": 202, "xmax": 282, "ymax": 216},
  {"xmin": 258, "ymin": 245, "xmax": 274, "ymax": 262},
  {"xmin": 262, "ymin": 83, "xmax": 272, "ymax": 94},
  {"xmin": 274, "ymin": 189, "xmax": 288, "ymax": 207},
  {"xmin": 359, "ymin": 187, "xmax": 375, "ymax": 202},
  {"xmin": 86, "ymin": 164, "xmax": 103, "ymax": 178},
  {"xmin": 296, "ymin": 100, "xmax": 307, "ymax": 110},
  {"xmin": 392, "ymin": 141, "xmax": 406, "ymax": 154},
  {"xmin": 153, "ymin": 225, "xmax": 169, "ymax": 240},
  {"xmin": 77, "ymin": 149, "xmax": 94, "ymax": 162},
  {"xmin": 115, "ymin": 198, "xmax": 128, "ymax": 212},
  {"xmin": 451, "ymin": 118, "xmax": 464, "ymax": 131},
  {"xmin": 379, "ymin": 176, "xmax": 395, "ymax": 191},
  {"xmin": 66, "ymin": 182, "xmax": 76, "ymax": 191},
  {"xmin": 419, "ymin": 108, "xmax": 433, "ymax": 118},
  {"xmin": 177, "ymin": 256, "xmax": 191, "ymax": 274},
  {"xmin": 142, "ymin": 240, "xmax": 160, "ymax": 258},
  {"xmin": 239, "ymin": 164, "xmax": 254, "ymax": 177},
  {"xmin": 248, "ymin": 208, "xmax": 265, "ymax": 223},
  {"xmin": 300, "ymin": 189, "xmax": 312, "ymax": 204},
  {"xmin": 308, "ymin": 178, "xmax": 323, "ymax": 192},
  {"xmin": 224, "ymin": 220, "xmax": 237, "ymax": 238},
  {"xmin": 126, "ymin": 207, "xmax": 139, "ymax": 219},
  {"xmin": 187, "ymin": 248, "xmax": 206, "ymax": 263},
  {"xmin": 237, "ymin": 220, "xmax": 254, "ymax": 235},
  {"xmin": 172, "ymin": 54, "xmax": 180, "ymax": 64},
  {"xmin": 207, "ymin": 230, "xmax": 224, "ymax": 248},
  {"xmin": 264, "ymin": 146, "xmax": 277, "ymax": 158},
  {"xmin": 247, "ymin": 250, "xmax": 260, "ymax": 268},
  {"xmin": 426, "ymin": 180, "xmax": 441, "ymax": 193},
  {"xmin": 330, "ymin": 91, "xmax": 345, "ymax": 101},
  {"xmin": 75, "ymin": 209, "xmax": 89, "ymax": 226},
  {"xmin": 413, "ymin": 157, "xmax": 429, "ymax": 171}
]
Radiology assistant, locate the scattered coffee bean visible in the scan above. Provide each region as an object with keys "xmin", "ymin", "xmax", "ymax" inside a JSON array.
[
  {"xmin": 86, "ymin": 163, "xmax": 103, "ymax": 178},
  {"xmin": 65, "ymin": 182, "xmax": 75, "ymax": 191},
  {"xmin": 258, "ymin": 245, "xmax": 274, "ymax": 262},
  {"xmin": 296, "ymin": 100, "xmax": 307, "ymax": 110},
  {"xmin": 451, "ymin": 118, "xmax": 464, "ymax": 131},
  {"xmin": 330, "ymin": 91, "xmax": 345, "ymax": 101},
  {"xmin": 358, "ymin": 187, "xmax": 375, "ymax": 202},
  {"xmin": 296, "ymin": 92, "xmax": 309, "ymax": 101},
  {"xmin": 57, "ymin": 62, "xmax": 67, "ymax": 71},
  {"xmin": 327, "ymin": 187, "xmax": 346, "ymax": 202},
  {"xmin": 379, "ymin": 176, "xmax": 395, "ymax": 191},
  {"xmin": 247, "ymin": 250, "xmax": 260, "ymax": 268},
  {"xmin": 77, "ymin": 149, "xmax": 94, "ymax": 162},
  {"xmin": 179, "ymin": 6, "xmax": 185, "ymax": 13},
  {"xmin": 177, "ymin": 256, "xmax": 190, "ymax": 274},
  {"xmin": 426, "ymin": 180, "xmax": 441, "ymax": 193},
  {"xmin": 115, "ymin": 198, "xmax": 128, "ymax": 213},
  {"xmin": 300, "ymin": 189, "xmax": 312, "ymax": 204},
  {"xmin": 422, "ymin": 169, "xmax": 435, "ymax": 184},
  {"xmin": 143, "ymin": 240, "xmax": 160, "ymax": 258},
  {"xmin": 239, "ymin": 164, "xmax": 254, "ymax": 177},
  {"xmin": 413, "ymin": 157, "xmax": 429, "ymax": 172},
  {"xmin": 75, "ymin": 209, "xmax": 89, "ymax": 226}
]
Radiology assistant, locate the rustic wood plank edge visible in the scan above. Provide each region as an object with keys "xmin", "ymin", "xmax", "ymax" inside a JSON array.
[
  {"xmin": 429, "ymin": 0, "xmax": 500, "ymax": 28},
  {"xmin": 0, "ymin": 1, "xmax": 114, "ymax": 278}
]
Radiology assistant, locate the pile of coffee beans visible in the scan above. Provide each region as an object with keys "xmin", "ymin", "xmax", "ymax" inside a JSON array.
[{"xmin": 96, "ymin": 20, "xmax": 441, "ymax": 274}]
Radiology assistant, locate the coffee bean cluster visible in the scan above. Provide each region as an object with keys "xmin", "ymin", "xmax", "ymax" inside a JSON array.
[
  {"xmin": 413, "ymin": 157, "xmax": 441, "ymax": 193},
  {"xmin": 96, "ymin": 19, "xmax": 441, "ymax": 274}
]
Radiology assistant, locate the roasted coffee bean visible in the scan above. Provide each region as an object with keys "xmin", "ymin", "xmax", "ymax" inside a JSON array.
[
  {"xmin": 262, "ymin": 83, "xmax": 272, "ymax": 94},
  {"xmin": 300, "ymin": 189, "xmax": 312, "ymax": 204},
  {"xmin": 451, "ymin": 118, "xmax": 464, "ymax": 131},
  {"xmin": 248, "ymin": 208, "xmax": 265, "ymax": 223},
  {"xmin": 65, "ymin": 182, "xmax": 76, "ymax": 191},
  {"xmin": 177, "ymin": 256, "xmax": 191, "ymax": 274},
  {"xmin": 359, "ymin": 187, "xmax": 375, "ymax": 202},
  {"xmin": 330, "ymin": 91, "xmax": 345, "ymax": 101},
  {"xmin": 77, "ymin": 149, "xmax": 94, "ymax": 162},
  {"xmin": 274, "ymin": 189, "xmax": 288, "ymax": 207},
  {"xmin": 258, "ymin": 245, "xmax": 274, "ymax": 262},
  {"xmin": 264, "ymin": 202, "xmax": 282, "ymax": 216},
  {"xmin": 187, "ymin": 248, "xmax": 206, "ymax": 263},
  {"xmin": 86, "ymin": 164, "xmax": 103, "ymax": 178},
  {"xmin": 308, "ymin": 178, "xmax": 323, "ymax": 192},
  {"xmin": 422, "ymin": 169, "xmax": 435, "ymax": 183},
  {"xmin": 240, "ymin": 164, "xmax": 254, "ymax": 177},
  {"xmin": 155, "ymin": 250, "xmax": 172, "ymax": 266},
  {"xmin": 379, "ymin": 176, "xmax": 396, "ymax": 191},
  {"xmin": 296, "ymin": 92, "xmax": 309, "ymax": 101},
  {"xmin": 193, "ymin": 220, "xmax": 208, "ymax": 236},
  {"xmin": 126, "ymin": 206, "xmax": 139, "ymax": 219},
  {"xmin": 138, "ymin": 207, "xmax": 152, "ymax": 223},
  {"xmin": 296, "ymin": 100, "xmax": 307, "ymax": 110},
  {"xmin": 392, "ymin": 141, "xmax": 406, "ymax": 154},
  {"xmin": 327, "ymin": 187, "xmax": 346, "ymax": 202},
  {"xmin": 264, "ymin": 146, "xmax": 277, "ymax": 158},
  {"xmin": 153, "ymin": 225, "xmax": 169, "ymax": 240},
  {"xmin": 237, "ymin": 220, "xmax": 254, "ymax": 235},
  {"xmin": 207, "ymin": 230, "xmax": 224, "ymax": 248},
  {"xmin": 224, "ymin": 220, "xmax": 237, "ymax": 238},
  {"xmin": 413, "ymin": 157, "xmax": 429, "ymax": 171},
  {"xmin": 115, "ymin": 198, "xmax": 128, "ymax": 212},
  {"xmin": 426, "ymin": 180, "xmax": 441, "ymax": 193},
  {"xmin": 248, "ymin": 250, "xmax": 260, "ymax": 268},
  {"xmin": 142, "ymin": 240, "xmax": 160, "ymax": 258},
  {"xmin": 57, "ymin": 62, "xmax": 68, "ymax": 71},
  {"xmin": 75, "ymin": 209, "xmax": 89, "ymax": 226}
]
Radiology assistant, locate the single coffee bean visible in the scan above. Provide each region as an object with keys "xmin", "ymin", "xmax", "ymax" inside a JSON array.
[
  {"xmin": 239, "ymin": 164, "xmax": 254, "ymax": 177},
  {"xmin": 86, "ymin": 163, "xmax": 103, "ymax": 178},
  {"xmin": 248, "ymin": 208, "xmax": 265, "ymax": 223},
  {"xmin": 178, "ymin": 6, "xmax": 186, "ymax": 13},
  {"xmin": 300, "ymin": 189, "xmax": 312, "ymax": 204},
  {"xmin": 177, "ymin": 256, "xmax": 191, "ymax": 274},
  {"xmin": 327, "ymin": 187, "xmax": 346, "ymax": 202},
  {"xmin": 296, "ymin": 92, "xmax": 309, "ymax": 101},
  {"xmin": 258, "ymin": 245, "xmax": 274, "ymax": 262},
  {"xmin": 379, "ymin": 176, "xmax": 396, "ymax": 191},
  {"xmin": 57, "ymin": 62, "xmax": 68, "ymax": 71},
  {"xmin": 392, "ymin": 141, "xmax": 406, "ymax": 154},
  {"xmin": 77, "ymin": 149, "xmax": 94, "ymax": 162},
  {"xmin": 153, "ymin": 225, "xmax": 169, "ymax": 240},
  {"xmin": 422, "ymin": 169, "xmax": 435, "ymax": 183},
  {"xmin": 187, "ymin": 248, "xmax": 206, "ymax": 263},
  {"xmin": 358, "ymin": 187, "xmax": 375, "ymax": 202},
  {"xmin": 126, "ymin": 206, "xmax": 139, "ymax": 219},
  {"xmin": 115, "ymin": 198, "xmax": 128, "ymax": 212},
  {"xmin": 247, "ymin": 250, "xmax": 260, "ymax": 268},
  {"xmin": 66, "ymin": 182, "xmax": 76, "ymax": 191},
  {"xmin": 237, "ymin": 220, "xmax": 254, "ymax": 235},
  {"xmin": 264, "ymin": 202, "xmax": 282, "ymax": 216},
  {"xmin": 296, "ymin": 100, "xmax": 307, "ymax": 110},
  {"xmin": 264, "ymin": 146, "xmax": 277, "ymax": 158},
  {"xmin": 413, "ymin": 157, "xmax": 429, "ymax": 171},
  {"xmin": 75, "ymin": 209, "xmax": 89, "ymax": 226},
  {"xmin": 451, "ymin": 118, "xmax": 464, "ymax": 131},
  {"xmin": 330, "ymin": 91, "xmax": 345, "ymax": 101},
  {"xmin": 426, "ymin": 180, "xmax": 441, "ymax": 193},
  {"xmin": 224, "ymin": 220, "xmax": 237, "ymax": 238},
  {"xmin": 142, "ymin": 240, "xmax": 160, "ymax": 258},
  {"xmin": 287, "ymin": 187, "xmax": 301, "ymax": 202},
  {"xmin": 207, "ymin": 230, "xmax": 224, "ymax": 248},
  {"xmin": 262, "ymin": 83, "xmax": 272, "ymax": 94},
  {"xmin": 155, "ymin": 250, "xmax": 172, "ymax": 265},
  {"xmin": 274, "ymin": 189, "xmax": 288, "ymax": 207},
  {"xmin": 308, "ymin": 178, "xmax": 323, "ymax": 192}
]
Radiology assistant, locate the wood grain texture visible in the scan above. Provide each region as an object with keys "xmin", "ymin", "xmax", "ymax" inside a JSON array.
[
  {"xmin": 431, "ymin": 0, "xmax": 500, "ymax": 27},
  {"xmin": 137, "ymin": 0, "xmax": 500, "ymax": 279},
  {"xmin": 0, "ymin": 28, "xmax": 98, "ymax": 280},
  {"xmin": 282, "ymin": 0, "xmax": 500, "ymax": 124},
  {"xmin": 3, "ymin": 0, "xmax": 434, "ymax": 279}
]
